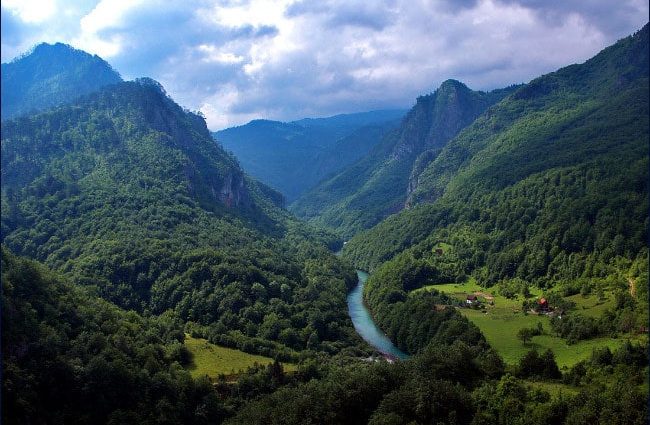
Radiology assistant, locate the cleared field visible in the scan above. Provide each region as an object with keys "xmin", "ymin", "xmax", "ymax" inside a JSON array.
[
  {"xmin": 565, "ymin": 292, "xmax": 616, "ymax": 318},
  {"xmin": 525, "ymin": 380, "xmax": 580, "ymax": 397},
  {"xmin": 184, "ymin": 334, "xmax": 297, "ymax": 379},
  {"xmin": 420, "ymin": 281, "xmax": 635, "ymax": 368},
  {"xmin": 413, "ymin": 280, "xmax": 481, "ymax": 295}
]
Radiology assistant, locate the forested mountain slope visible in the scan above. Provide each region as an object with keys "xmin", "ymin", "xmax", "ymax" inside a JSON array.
[
  {"xmin": 344, "ymin": 24, "xmax": 648, "ymax": 287},
  {"xmin": 1, "ymin": 77, "xmax": 361, "ymax": 359},
  {"xmin": 291, "ymin": 80, "xmax": 517, "ymax": 238},
  {"xmin": 1, "ymin": 247, "xmax": 226, "ymax": 424},
  {"xmin": 214, "ymin": 109, "xmax": 405, "ymax": 201},
  {"xmin": 1, "ymin": 42, "xmax": 122, "ymax": 121}
]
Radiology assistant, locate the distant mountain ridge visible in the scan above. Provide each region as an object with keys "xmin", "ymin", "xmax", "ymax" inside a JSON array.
[
  {"xmin": 214, "ymin": 109, "xmax": 406, "ymax": 201},
  {"xmin": 291, "ymin": 80, "xmax": 518, "ymax": 238},
  {"xmin": 1, "ymin": 42, "xmax": 123, "ymax": 121}
]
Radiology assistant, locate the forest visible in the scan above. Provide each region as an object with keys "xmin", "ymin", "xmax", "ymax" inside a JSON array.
[
  {"xmin": 1, "ymin": 16, "xmax": 648, "ymax": 425},
  {"xmin": 1, "ymin": 79, "xmax": 367, "ymax": 361},
  {"xmin": 5, "ymin": 247, "xmax": 646, "ymax": 424}
]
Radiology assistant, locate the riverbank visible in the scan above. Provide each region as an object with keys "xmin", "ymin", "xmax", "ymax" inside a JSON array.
[{"xmin": 347, "ymin": 270, "xmax": 409, "ymax": 360}]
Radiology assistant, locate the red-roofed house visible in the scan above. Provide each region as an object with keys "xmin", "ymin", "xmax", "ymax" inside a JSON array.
[{"xmin": 538, "ymin": 298, "xmax": 549, "ymax": 312}]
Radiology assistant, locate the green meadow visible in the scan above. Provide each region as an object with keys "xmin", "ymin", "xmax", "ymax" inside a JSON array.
[
  {"xmin": 525, "ymin": 380, "xmax": 580, "ymax": 398},
  {"xmin": 421, "ymin": 282, "xmax": 640, "ymax": 368},
  {"xmin": 184, "ymin": 335, "xmax": 298, "ymax": 379}
]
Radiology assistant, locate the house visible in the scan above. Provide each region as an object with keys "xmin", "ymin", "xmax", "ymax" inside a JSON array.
[
  {"xmin": 466, "ymin": 295, "xmax": 479, "ymax": 305},
  {"xmin": 538, "ymin": 298, "xmax": 549, "ymax": 312}
]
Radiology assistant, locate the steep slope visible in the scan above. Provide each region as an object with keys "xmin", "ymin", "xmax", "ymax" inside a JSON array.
[
  {"xmin": 1, "ymin": 247, "xmax": 224, "ymax": 425},
  {"xmin": 214, "ymin": 109, "xmax": 405, "ymax": 201},
  {"xmin": 291, "ymin": 80, "xmax": 517, "ymax": 238},
  {"xmin": 1, "ymin": 77, "xmax": 361, "ymax": 358},
  {"xmin": 344, "ymin": 24, "xmax": 649, "ymax": 290},
  {"xmin": 1, "ymin": 42, "xmax": 122, "ymax": 121}
]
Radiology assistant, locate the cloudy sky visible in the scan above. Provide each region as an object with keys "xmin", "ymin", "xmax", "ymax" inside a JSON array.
[{"xmin": 1, "ymin": 0, "xmax": 647, "ymax": 130}]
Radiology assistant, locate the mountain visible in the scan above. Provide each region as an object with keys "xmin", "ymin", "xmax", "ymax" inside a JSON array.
[
  {"xmin": 1, "ymin": 42, "xmax": 122, "ymax": 121},
  {"xmin": 1, "ymin": 76, "xmax": 362, "ymax": 359},
  {"xmin": 214, "ymin": 109, "xmax": 405, "ymax": 201},
  {"xmin": 332, "ymin": 27, "xmax": 649, "ymax": 405},
  {"xmin": 344, "ymin": 24, "xmax": 649, "ymax": 283},
  {"xmin": 291, "ymin": 80, "xmax": 518, "ymax": 238}
]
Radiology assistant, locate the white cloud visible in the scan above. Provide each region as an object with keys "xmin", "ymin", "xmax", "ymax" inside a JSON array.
[
  {"xmin": 197, "ymin": 45, "xmax": 245, "ymax": 64},
  {"xmin": 1, "ymin": 0, "xmax": 648, "ymax": 129},
  {"xmin": 71, "ymin": 0, "xmax": 145, "ymax": 57},
  {"xmin": 3, "ymin": 0, "xmax": 57, "ymax": 23}
]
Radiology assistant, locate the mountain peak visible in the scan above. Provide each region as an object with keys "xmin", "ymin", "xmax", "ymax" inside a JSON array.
[
  {"xmin": 438, "ymin": 79, "xmax": 468, "ymax": 90},
  {"xmin": 32, "ymin": 41, "xmax": 78, "ymax": 54},
  {"xmin": 1, "ymin": 43, "xmax": 122, "ymax": 121}
]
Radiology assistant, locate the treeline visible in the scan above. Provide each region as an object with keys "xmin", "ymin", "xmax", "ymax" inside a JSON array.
[
  {"xmin": 361, "ymin": 243, "xmax": 491, "ymax": 354},
  {"xmin": 363, "ymin": 228, "xmax": 647, "ymax": 347},
  {"xmin": 4, "ymin": 248, "xmax": 647, "ymax": 425},
  {"xmin": 227, "ymin": 338, "xmax": 648, "ymax": 425},
  {"xmin": 2, "ymin": 247, "xmax": 223, "ymax": 424}
]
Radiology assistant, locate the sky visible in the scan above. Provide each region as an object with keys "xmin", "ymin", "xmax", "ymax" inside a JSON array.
[{"xmin": 1, "ymin": 1, "xmax": 647, "ymax": 130}]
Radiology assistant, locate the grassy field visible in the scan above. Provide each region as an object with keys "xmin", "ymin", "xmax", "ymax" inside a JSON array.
[
  {"xmin": 566, "ymin": 292, "xmax": 616, "ymax": 318},
  {"xmin": 413, "ymin": 279, "xmax": 481, "ymax": 295},
  {"xmin": 525, "ymin": 380, "xmax": 580, "ymax": 397},
  {"xmin": 420, "ymin": 282, "xmax": 636, "ymax": 368},
  {"xmin": 463, "ymin": 305, "xmax": 631, "ymax": 367},
  {"xmin": 184, "ymin": 334, "xmax": 297, "ymax": 379}
]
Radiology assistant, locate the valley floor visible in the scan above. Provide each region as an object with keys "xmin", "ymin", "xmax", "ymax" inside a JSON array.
[
  {"xmin": 415, "ymin": 281, "xmax": 648, "ymax": 367},
  {"xmin": 184, "ymin": 334, "xmax": 298, "ymax": 380}
]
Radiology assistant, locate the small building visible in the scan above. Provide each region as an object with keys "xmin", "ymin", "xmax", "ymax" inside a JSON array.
[
  {"xmin": 434, "ymin": 248, "xmax": 444, "ymax": 256},
  {"xmin": 538, "ymin": 298, "xmax": 549, "ymax": 311},
  {"xmin": 466, "ymin": 295, "xmax": 479, "ymax": 305}
]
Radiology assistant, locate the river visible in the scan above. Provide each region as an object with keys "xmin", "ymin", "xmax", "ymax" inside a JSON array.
[{"xmin": 347, "ymin": 270, "xmax": 409, "ymax": 360}]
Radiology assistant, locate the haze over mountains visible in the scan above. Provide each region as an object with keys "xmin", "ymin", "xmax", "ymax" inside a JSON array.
[
  {"xmin": 291, "ymin": 80, "xmax": 519, "ymax": 237},
  {"xmin": 214, "ymin": 109, "xmax": 405, "ymax": 201},
  {"xmin": 1, "ymin": 22, "xmax": 648, "ymax": 425}
]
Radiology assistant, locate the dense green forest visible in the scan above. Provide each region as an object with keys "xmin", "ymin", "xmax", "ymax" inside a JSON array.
[
  {"xmin": 344, "ymin": 24, "xmax": 648, "ymax": 282},
  {"xmin": 0, "ymin": 77, "xmax": 366, "ymax": 359},
  {"xmin": 214, "ymin": 110, "xmax": 404, "ymax": 201},
  {"xmin": 2, "ymin": 247, "xmax": 223, "ymax": 424},
  {"xmin": 291, "ymin": 80, "xmax": 518, "ymax": 238},
  {"xmin": 2, "ymin": 20, "xmax": 648, "ymax": 425},
  {"xmin": 1, "ymin": 43, "xmax": 122, "ymax": 121},
  {"xmin": 338, "ymin": 26, "xmax": 649, "ymax": 382},
  {"xmin": 227, "ymin": 328, "xmax": 647, "ymax": 425},
  {"xmin": 6, "ymin": 247, "xmax": 645, "ymax": 425}
]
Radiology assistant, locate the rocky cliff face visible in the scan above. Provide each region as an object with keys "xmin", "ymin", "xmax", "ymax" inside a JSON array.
[
  {"xmin": 391, "ymin": 80, "xmax": 469, "ymax": 162},
  {"xmin": 130, "ymin": 79, "xmax": 253, "ymax": 210},
  {"xmin": 290, "ymin": 80, "xmax": 517, "ymax": 238},
  {"xmin": 402, "ymin": 80, "xmax": 517, "ymax": 207},
  {"xmin": 217, "ymin": 170, "xmax": 250, "ymax": 208}
]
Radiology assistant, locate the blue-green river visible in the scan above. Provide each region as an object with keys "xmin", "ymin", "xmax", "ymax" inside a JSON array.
[{"xmin": 347, "ymin": 270, "xmax": 409, "ymax": 360}]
